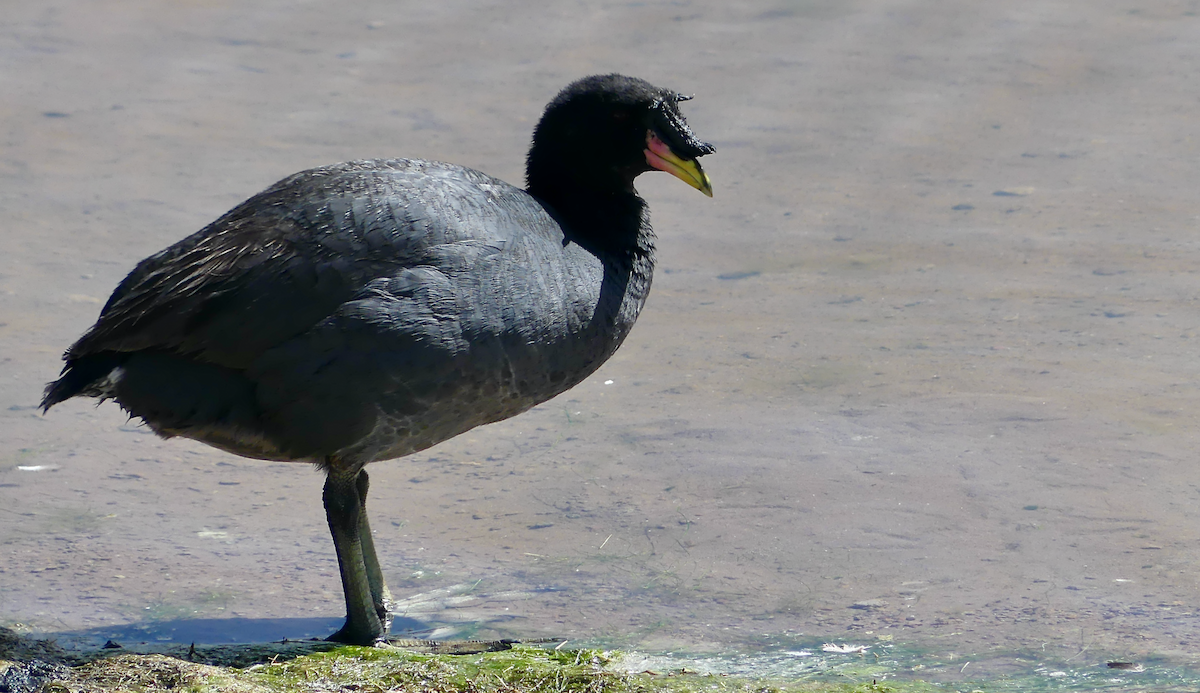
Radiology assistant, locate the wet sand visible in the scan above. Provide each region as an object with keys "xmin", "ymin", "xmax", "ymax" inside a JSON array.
[{"xmin": 4, "ymin": 0, "xmax": 1200, "ymax": 677}]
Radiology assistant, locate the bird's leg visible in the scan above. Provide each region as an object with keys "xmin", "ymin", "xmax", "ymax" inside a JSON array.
[
  {"xmin": 354, "ymin": 470, "xmax": 393, "ymax": 633},
  {"xmin": 323, "ymin": 461, "xmax": 386, "ymax": 644}
]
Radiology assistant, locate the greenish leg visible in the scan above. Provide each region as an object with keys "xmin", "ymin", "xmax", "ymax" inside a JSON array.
[
  {"xmin": 323, "ymin": 462, "xmax": 386, "ymax": 644},
  {"xmin": 355, "ymin": 470, "xmax": 393, "ymax": 634}
]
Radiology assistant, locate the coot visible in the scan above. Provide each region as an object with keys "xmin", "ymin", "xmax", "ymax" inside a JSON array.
[{"xmin": 43, "ymin": 74, "xmax": 714, "ymax": 645}]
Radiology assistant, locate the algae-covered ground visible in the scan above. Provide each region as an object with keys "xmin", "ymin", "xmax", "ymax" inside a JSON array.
[
  {"xmin": 0, "ymin": 628, "xmax": 924, "ymax": 693},
  {"xmin": 3, "ymin": 626, "xmax": 1197, "ymax": 693}
]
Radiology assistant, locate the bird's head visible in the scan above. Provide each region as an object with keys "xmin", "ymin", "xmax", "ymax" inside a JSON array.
[{"xmin": 527, "ymin": 74, "xmax": 715, "ymax": 199}]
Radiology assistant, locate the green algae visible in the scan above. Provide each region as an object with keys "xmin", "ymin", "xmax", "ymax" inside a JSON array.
[
  {"xmin": 4, "ymin": 626, "xmax": 1199, "ymax": 693},
  {"xmin": 1, "ymin": 632, "xmax": 934, "ymax": 693}
]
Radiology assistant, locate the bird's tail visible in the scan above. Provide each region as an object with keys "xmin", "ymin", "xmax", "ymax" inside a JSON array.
[{"xmin": 41, "ymin": 352, "xmax": 126, "ymax": 412}]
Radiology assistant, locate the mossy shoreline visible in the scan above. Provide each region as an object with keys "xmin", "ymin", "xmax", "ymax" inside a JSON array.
[
  {"xmin": 7, "ymin": 625, "xmax": 1198, "ymax": 692},
  {"xmin": 0, "ymin": 628, "xmax": 929, "ymax": 693}
]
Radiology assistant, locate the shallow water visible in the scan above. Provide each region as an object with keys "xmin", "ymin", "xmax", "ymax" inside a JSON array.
[
  {"xmin": 4, "ymin": 0, "xmax": 1200, "ymax": 684},
  {"xmin": 616, "ymin": 644, "xmax": 1200, "ymax": 692}
]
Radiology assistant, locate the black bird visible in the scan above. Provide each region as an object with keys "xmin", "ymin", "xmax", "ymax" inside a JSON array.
[{"xmin": 42, "ymin": 74, "xmax": 714, "ymax": 645}]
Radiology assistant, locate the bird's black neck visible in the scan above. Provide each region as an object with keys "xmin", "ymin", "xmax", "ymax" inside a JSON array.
[{"xmin": 526, "ymin": 180, "xmax": 654, "ymax": 260}]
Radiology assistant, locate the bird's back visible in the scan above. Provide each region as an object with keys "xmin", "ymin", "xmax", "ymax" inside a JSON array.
[{"xmin": 46, "ymin": 158, "xmax": 653, "ymax": 464}]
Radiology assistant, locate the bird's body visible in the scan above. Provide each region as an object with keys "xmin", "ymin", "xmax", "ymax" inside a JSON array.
[
  {"xmin": 51, "ymin": 159, "xmax": 651, "ymax": 464},
  {"xmin": 43, "ymin": 74, "xmax": 713, "ymax": 645}
]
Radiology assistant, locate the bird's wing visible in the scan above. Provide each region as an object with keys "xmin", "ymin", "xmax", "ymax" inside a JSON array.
[{"xmin": 64, "ymin": 160, "xmax": 525, "ymax": 370}]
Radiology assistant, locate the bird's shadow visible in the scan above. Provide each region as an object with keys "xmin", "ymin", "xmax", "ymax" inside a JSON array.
[{"xmin": 37, "ymin": 615, "xmax": 429, "ymax": 647}]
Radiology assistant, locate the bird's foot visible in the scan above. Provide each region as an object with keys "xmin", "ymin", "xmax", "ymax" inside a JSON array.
[{"xmin": 326, "ymin": 616, "xmax": 388, "ymax": 646}]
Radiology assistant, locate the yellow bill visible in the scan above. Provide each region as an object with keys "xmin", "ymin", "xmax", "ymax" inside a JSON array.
[{"xmin": 645, "ymin": 131, "xmax": 713, "ymax": 197}]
